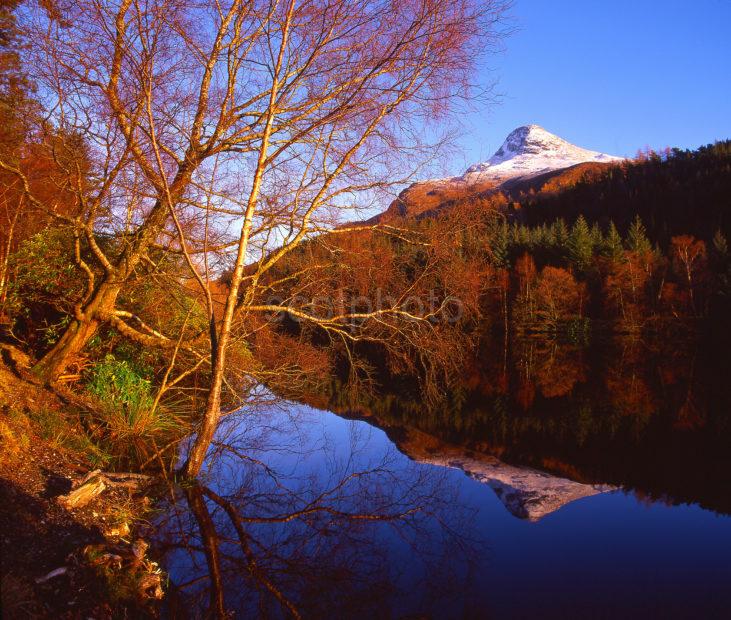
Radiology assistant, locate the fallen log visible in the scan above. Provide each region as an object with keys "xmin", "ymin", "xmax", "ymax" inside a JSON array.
[
  {"xmin": 58, "ymin": 470, "xmax": 151, "ymax": 509},
  {"xmin": 35, "ymin": 567, "xmax": 69, "ymax": 584}
]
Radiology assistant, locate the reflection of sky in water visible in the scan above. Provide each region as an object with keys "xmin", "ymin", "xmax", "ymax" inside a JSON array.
[{"xmin": 161, "ymin": 398, "xmax": 731, "ymax": 618}]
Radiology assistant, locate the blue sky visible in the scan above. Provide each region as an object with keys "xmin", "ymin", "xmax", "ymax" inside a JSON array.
[{"xmin": 454, "ymin": 0, "xmax": 731, "ymax": 170}]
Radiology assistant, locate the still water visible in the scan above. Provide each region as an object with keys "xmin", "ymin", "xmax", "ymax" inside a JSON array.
[{"xmin": 154, "ymin": 339, "xmax": 731, "ymax": 618}]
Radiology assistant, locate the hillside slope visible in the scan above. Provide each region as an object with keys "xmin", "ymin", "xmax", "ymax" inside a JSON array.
[{"xmin": 370, "ymin": 125, "xmax": 624, "ymax": 222}]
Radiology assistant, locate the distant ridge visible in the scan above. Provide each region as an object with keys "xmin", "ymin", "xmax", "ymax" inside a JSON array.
[{"xmin": 370, "ymin": 125, "xmax": 624, "ymax": 221}]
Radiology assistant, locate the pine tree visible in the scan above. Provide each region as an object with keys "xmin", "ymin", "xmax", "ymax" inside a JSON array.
[
  {"xmin": 529, "ymin": 225, "xmax": 543, "ymax": 247},
  {"xmin": 602, "ymin": 221, "xmax": 624, "ymax": 260},
  {"xmin": 509, "ymin": 222, "xmax": 521, "ymax": 247},
  {"xmin": 712, "ymin": 229, "xmax": 728, "ymax": 259},
  {"xmin": 539, "ymin": 224, "xmax": 549, "ymax": 245},
  {"xmin": 568, "ymin": 215, "xmax": 593, "ymax": 271},
  {"xmin": 490, "ymin": 219, "xmax": 510, "ymax": 267},
  {"xmin": 517, "ymin": 223, "xmax": 531, "ymax": 248},
  {"xmin": 534, "ymin": 224, "xmax": 551, "ymax": 256},
  {"xmin": 626, "ymin": 215, "xmax": 652, "ymax": 255},
  {"xmin": 552, "ymin": 218, "xmax": 569, "ymax": 251},
  {"xmin": 590, "ymin": 222, "xmax": 603, "ymax": 248}
]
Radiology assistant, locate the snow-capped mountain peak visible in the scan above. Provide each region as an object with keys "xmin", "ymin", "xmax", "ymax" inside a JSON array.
[
  {"xmin": 462, "ymin": 124, "xmax": 623, "ymax": 184},
  {"xmin": 422, "ymin": 452, "xmax": 613, "ymax": 521},
  {"xmin": 366, "ymin": 124, "xmax": 626, "ymax": 223}
]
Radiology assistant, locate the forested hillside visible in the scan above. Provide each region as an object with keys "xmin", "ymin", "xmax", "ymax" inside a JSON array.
[
  {"xmin": 267, "ymin": 142, "xmax": 731, "ymax": 358},
  {"xmin": 520, "ymin": 142, "xmax": 731, "ymax": 244}
]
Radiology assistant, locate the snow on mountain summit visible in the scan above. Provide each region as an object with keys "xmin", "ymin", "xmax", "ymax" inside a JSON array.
[
  {"xmin": 368, "ymin": 125, "xmax": 625, "ymax": 223},
  {"xmin": 462, "ymin": 124, "xmax": 623, "ymax": 185}
]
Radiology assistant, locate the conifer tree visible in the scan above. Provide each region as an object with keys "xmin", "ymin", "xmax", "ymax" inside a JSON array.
[
  {"xmin": 602, "ymin": 221, "xmax": 624, "ymax": 260},
  {"xmin": 712, "ymin": 229, "xmax": 728, "ymax": 259},
  {"xmin": 517, "ymin": 224, "xmax": 531, "ymax": 248},
  {"xmin": 626, "ymin": 215, "xmax": 652, "ymax": 255},
  {"xmin": 590, "ymin": 222, "xmax": 603, "ymax": 248},
  {"xmin": 530, "ymin": 225, "xmax": 543, "ymax": 248},
  {"xmin": 491, "ymin": 220, "xmax": 510, "ymax": 267},
  {"xmin": 539, "ymin": 224, "xmax": 550, "ymax": 247},
  {"xmin": 527, "ymin": 224, "xmax": 548, "ymax": 262},
  {"xmin": 568, "ymin": 215, "xmax": 593, "ymax": 271},
  {"xmin": 509, "ymin": 222, "xmax": 520, "ymax": 247},
  {"xmin": 552, "ymin": 219, "xmax": 570, "ymax": 252}
]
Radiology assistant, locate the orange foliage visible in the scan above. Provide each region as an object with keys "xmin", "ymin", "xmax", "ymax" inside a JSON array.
[
  {"xmin": 536, "ymin": 350, "xmax": 585, "ymax": 398},
  {"xmin": 603, "ymin": 252, "xmax": 653, "ymax": 330},
  {"xmin": 533, "ymin": 266, "xmax": 585, "ymax": 328},
  {"xmin": 669, "ymin": 235, "xmax": 708, "ymax": 316},
  {"xmin": 604, "ymin": 367, "xmax": 655, "ymax": 422},
  {"xmin": 515, "ymin": 253, "xmax": 537, "ymax": 292}
]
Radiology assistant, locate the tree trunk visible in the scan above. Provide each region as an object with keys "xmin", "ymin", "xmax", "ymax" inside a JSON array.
[
  {"xmin": 32, "ymin": 279, "xmax": 121, "ymax": 382},
  {"xmin": 183, "ymin": 355, "xmax": 225, "ymax": 477},
  {"xmin": 185, "ymin": 484, "xmax": 227, "ymax": 618},
  {"xmin": 31, "ymin": 188, "xmax": 183, "ymax": 382},
  {"xmin": 0, "ymin": 199, "xmax": 20, "ymax": 307}
]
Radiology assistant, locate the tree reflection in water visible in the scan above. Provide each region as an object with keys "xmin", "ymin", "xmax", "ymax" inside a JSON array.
[
  {"xmin": 153, "ymin": 399, "xmax": 481, "ymax": 618},
  {"xmin": 150, "ymin": 337, "xmax": 731, "ymax": 618},
  {"xmin": 314, "ymin": 336, "xmax": 731, "ymax": 515}
]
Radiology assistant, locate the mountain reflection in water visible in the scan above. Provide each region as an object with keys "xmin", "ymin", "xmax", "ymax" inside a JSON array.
[
  {"xmin": 319, "ymin": 336, "xmax": 731, "ymax": 515},
  {"xmin": 154, "ymin": 339, "xmax": 731, "ymax": 618},
  {"xmin": 386, "ymin": 429, "xmax": 615, "ymax": 521}
]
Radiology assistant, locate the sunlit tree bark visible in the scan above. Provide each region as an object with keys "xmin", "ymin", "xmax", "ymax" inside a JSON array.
[{"xmin": 3, "ymin": 0, "xmax": 507, "ymax": 475}]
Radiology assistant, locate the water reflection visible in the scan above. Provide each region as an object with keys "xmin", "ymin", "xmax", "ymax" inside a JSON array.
[
  {"xmin": 154, "ymin": 402, "xmax": 482, "ymax": 618},
  {"xmin": 316, "ymin": 336, "xmax": 731, "ymax": 516},
  {"xmin": 153, "ymin": 338, "xmax": 731, "ymax": 618}
]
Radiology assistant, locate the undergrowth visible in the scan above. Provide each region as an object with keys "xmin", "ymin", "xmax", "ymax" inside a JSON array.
[
  {"xmin": 85, "ymin": 354, "xmax": 186, "ymax": 466},
  {"xmin": 27, "ymin": 406, "xmax": 111, "ymax": 467},
  {"xmin": 0, "ymin": 406, "xmax": 32, "ymax": 465}
]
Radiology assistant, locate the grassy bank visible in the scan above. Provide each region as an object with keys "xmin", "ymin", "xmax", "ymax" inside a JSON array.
[{"xmin": 0, "ymin": 345, "xmax": 172, "ymax": 617}]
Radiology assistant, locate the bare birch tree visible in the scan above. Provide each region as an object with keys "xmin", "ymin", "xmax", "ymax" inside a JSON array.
[{"xmin": 4, "ymin": 0, "xmax": 507, "ymax": 475}]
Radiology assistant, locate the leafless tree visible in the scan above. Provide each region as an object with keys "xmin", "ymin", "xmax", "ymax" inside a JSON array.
[{"xmin": 4, "ymin": 0, "xmax": 508, "ymax": 475}]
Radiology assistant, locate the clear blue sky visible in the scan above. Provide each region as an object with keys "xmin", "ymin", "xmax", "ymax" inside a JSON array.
[{"xmin": 456, "ymin": 0, "xmax": 731, "ymax": 170}]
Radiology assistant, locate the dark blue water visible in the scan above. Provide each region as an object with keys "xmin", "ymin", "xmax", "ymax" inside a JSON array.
[{"xmin": 155, "ymin": 392, "xmax": 731, "ymax": 619}]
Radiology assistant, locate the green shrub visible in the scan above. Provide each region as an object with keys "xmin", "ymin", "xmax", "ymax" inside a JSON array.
[
  {"xmin": 3, "ymin": 228, "xmax": 84, "ymax": 348},
  {"xmin": 85, "ymin": 354, "xmax": 181, "ymax": 447},
  {"xmin": 87, "ymin": 354, "xmax": 154, "ymax": 413}
]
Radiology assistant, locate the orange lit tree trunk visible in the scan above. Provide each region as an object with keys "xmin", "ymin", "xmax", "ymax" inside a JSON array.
[
  {"xmin": 31, "ymin": 281, "xmax": 120, "ymax": 380},
  {"xmin": 183, "ymin": 0, "xmax": 292, "ymax": 476},
  {"xmin": 30, "ymin": 175, "xmax": 190, "ymax": 382}
]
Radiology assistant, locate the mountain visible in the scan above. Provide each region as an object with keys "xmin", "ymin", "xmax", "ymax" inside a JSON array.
[
  {"xmin": 461, "ymin": 124, "xmax": 623, "ymax": 185},
  {"xmin": 379, "ymin": 422, "xmax": 613, "ymax": 521},
  {"xmin": 320, "ymin": 401, "xmax": 614, "ymax": 522},
  {"xmin": 371, "ymin": 125, "xmax": 624, "ymax": 221},
  {"xmin": 422, "ymin": 451, "xmax": 612, "ymax": 521}
]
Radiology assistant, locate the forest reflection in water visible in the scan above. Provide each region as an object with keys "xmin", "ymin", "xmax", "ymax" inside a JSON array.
[
  {"xmin": 318, "ymin": 334, "xmax": 731, "ymax": 515},
  {"xmin": 153, "ymin": 336, "xmax": 731, "ymax": 618}
]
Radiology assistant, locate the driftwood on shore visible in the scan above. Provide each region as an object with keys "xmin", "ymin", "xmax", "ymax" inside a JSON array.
[{"xmin": 58, "ymin": 470, "xmax": 151, "ymax": 509}]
